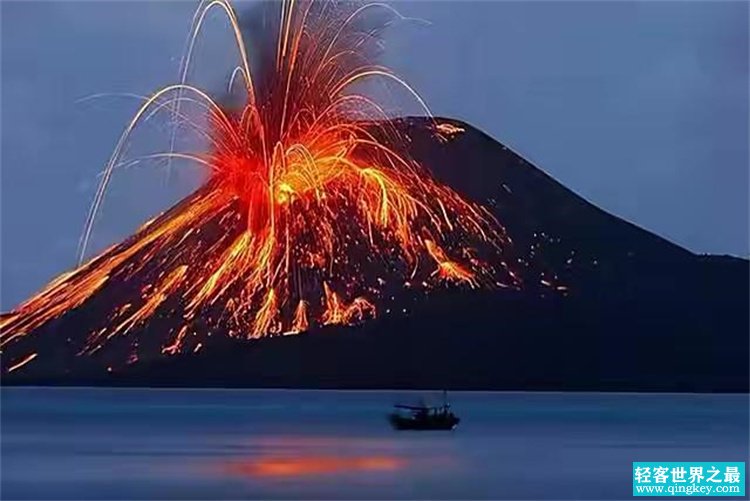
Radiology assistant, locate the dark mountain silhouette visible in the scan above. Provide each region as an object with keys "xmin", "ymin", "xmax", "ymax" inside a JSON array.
[{"xmin": 2, "ymin": 117, "xmax": 747, "ymax": 391}]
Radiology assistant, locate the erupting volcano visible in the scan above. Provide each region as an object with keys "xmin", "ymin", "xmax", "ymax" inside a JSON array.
[
  {"xmin": 3, "ymin": 0, "xmax": 747, "ymax": 392},
  {"xmin": 1, "ymin": 0, "xmax": 518, "ymax": 375}
]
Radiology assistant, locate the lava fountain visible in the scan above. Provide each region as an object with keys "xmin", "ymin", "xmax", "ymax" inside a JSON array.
[{"xmin": 1, "ymin": 0, "xmax": 518, "ymax": 374}]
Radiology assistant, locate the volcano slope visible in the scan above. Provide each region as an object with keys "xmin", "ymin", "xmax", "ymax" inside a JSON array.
[{"xmin": 2, "ymin": 117, "xmax": 747, "ymax": 391}]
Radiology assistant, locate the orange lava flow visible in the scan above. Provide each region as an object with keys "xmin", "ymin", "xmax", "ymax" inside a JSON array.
[{"xmin": 0, "ymin": 0, "xmax": 518, "ymax": 371}]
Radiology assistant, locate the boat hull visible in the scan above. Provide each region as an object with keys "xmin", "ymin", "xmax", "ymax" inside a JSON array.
[{"xmin": 388, "ymin": 413, "xmax": 460, "ymax": 431}]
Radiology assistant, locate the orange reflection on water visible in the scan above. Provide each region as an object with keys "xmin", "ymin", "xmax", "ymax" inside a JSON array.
[{"xmin": 225, "ymin": 455, "xmax": 404, "ymax": 478}]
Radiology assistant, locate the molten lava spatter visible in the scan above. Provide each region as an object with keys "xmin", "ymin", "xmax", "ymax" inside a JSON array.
[{"xmin": 1, "ymin": 0, "xmax": 518, "ymax": 374}]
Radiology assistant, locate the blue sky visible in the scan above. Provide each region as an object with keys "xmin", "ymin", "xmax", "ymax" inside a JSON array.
[{"xmin": 1, "ymin": 0, "xmax": 748, "ymax": 309}]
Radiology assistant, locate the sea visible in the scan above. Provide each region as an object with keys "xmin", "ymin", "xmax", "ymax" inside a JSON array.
[{"xmin": 1, "ymin": 388, "xmax": 747, "ymax": 500}]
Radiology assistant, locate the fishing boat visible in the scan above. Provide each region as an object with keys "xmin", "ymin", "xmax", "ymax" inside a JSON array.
[{"xmin": 388, "ymin": 391, "xmax": 460, "ymax": 430}]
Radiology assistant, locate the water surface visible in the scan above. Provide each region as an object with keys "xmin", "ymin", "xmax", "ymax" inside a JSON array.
[{"xmin": 1, "ymin": 388, "xmax": 747, "ymax": 499}]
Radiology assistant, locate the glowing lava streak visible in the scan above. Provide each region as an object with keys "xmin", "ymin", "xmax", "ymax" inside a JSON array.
[{"xmin": 1, "ymin": 0, "xmax": 517, "ymax": 371}]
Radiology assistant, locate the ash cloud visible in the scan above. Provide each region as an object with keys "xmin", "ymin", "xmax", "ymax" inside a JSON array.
[{"xmin": 222, "ymin": 1, "xmax": 397, "ymax": 108}]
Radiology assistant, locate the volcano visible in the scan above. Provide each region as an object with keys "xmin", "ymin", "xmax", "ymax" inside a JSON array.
[{"xmin": 2, "ymin": 117, "xmax": 747, "ymax": 392}]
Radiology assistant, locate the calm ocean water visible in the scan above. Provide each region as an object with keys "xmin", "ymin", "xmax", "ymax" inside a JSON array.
[{"xmin": 1, "ymin": 388, "xmax": 747, "ymax": 500}]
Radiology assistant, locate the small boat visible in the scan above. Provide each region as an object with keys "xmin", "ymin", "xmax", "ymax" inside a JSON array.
[{"xmin": 388, "ymin": 391, "xmax": 460, "ymax": 431}]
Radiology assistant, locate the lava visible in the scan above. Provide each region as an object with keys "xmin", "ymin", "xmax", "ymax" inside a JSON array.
[
  {"xmin": 6, "ymin": 353, "xmax": 38, "ymax": 374},
  {"xmin": 1, "ymin": 0, "xmax": 518, "ymax": 373}
]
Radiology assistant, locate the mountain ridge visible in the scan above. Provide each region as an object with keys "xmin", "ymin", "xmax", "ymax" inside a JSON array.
[{"xmin": 2, "ymin": 117, "xmax": 747, "ymax": 392}]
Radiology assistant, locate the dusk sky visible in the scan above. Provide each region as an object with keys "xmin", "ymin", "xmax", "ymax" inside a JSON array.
[{"xmin": 1, "ymin": 0, "xmax": 748, "ymax": 309}]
